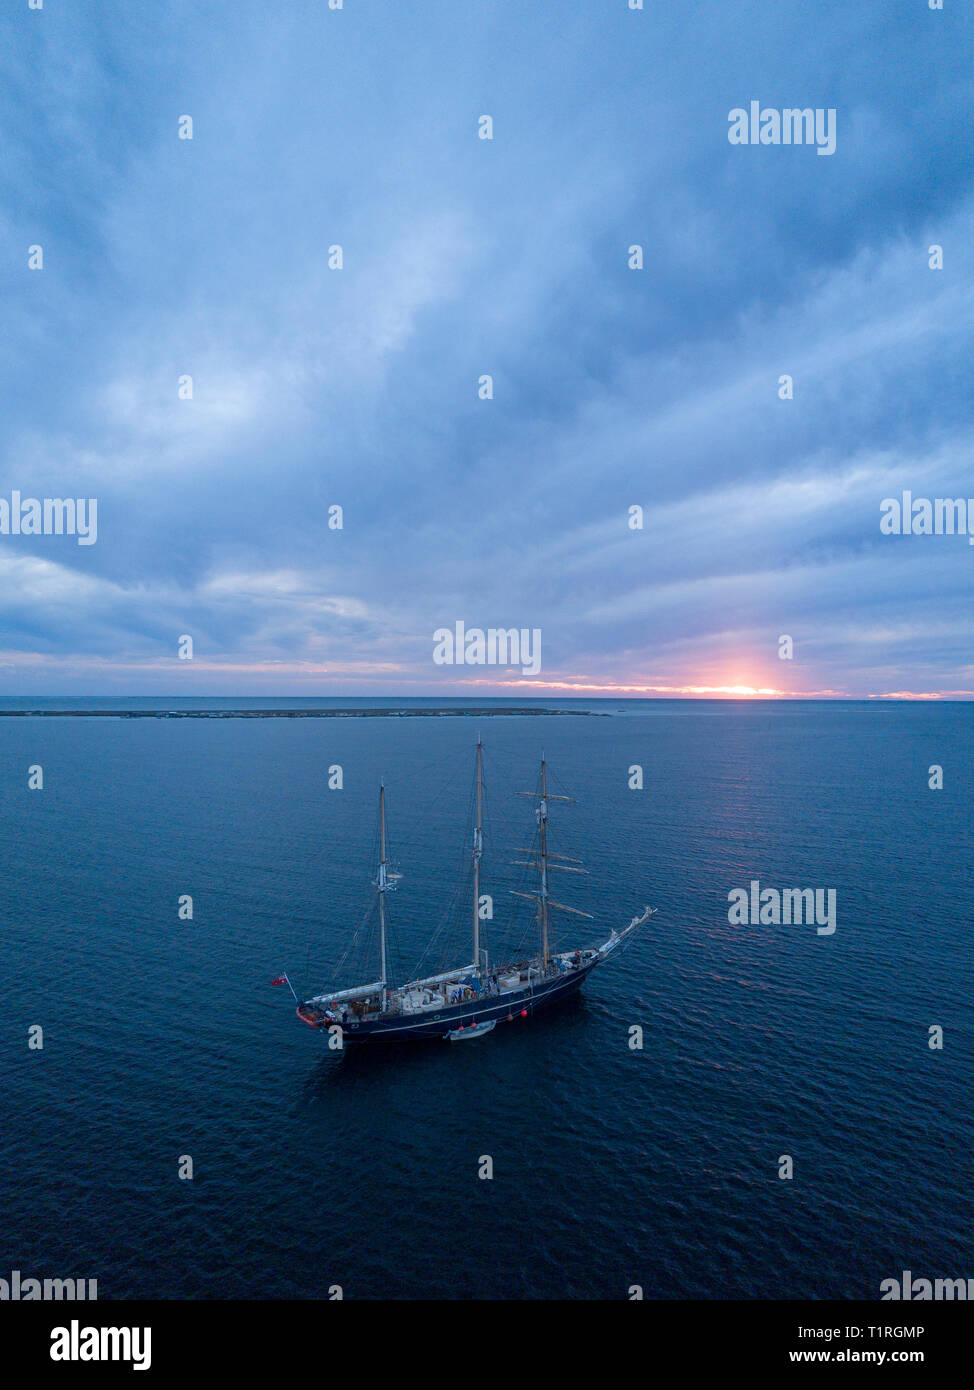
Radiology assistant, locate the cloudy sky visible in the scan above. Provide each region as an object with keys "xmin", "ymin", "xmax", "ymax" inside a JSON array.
[{"xmin": 1, "ymin": 0, "xmax": 972, "ymax": 697}]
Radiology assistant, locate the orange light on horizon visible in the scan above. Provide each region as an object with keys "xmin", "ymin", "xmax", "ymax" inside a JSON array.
[
  {"xmin": 457, "ymin": 676, "xmax": 788, "ymax": 696},
  {"xmin": 709, "ymin": 685, "xmax": 781, "ymax": 697}
]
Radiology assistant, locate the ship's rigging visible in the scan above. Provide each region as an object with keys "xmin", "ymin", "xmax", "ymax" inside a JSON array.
[{"xmin": 290, "ymin": 741, "xmax": 655, "ymax": 1042}]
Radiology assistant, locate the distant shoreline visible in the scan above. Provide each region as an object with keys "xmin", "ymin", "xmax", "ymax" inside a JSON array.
[{"xmin": 0, "ymin": 707, "xmax": 604, "ymax": 719}]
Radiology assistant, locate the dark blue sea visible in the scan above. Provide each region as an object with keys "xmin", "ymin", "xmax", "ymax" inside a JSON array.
[{"xmin": 1, "ymin": 698, "xmax": 971, "ymax": 1299}]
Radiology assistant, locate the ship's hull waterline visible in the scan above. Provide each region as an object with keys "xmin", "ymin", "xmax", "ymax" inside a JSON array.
[{"xmin": 297, "ymin": 959, "xmax": 598, "ymax": 1041}]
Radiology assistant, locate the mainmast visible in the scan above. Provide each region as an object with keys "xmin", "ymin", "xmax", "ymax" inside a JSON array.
[{"xmin": 472, "ymin": 736, "xmax": 484, "ymax": 974}]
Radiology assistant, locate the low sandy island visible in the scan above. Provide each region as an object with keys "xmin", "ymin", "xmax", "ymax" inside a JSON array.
[{"xmin": 0, "ymin": 707, "xmax": 602, "ymax": 719}]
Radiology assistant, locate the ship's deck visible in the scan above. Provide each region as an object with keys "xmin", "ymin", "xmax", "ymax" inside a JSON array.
[{"xmin": 298, "ymin": 949, "xmax": 598, "ymax": 1027}]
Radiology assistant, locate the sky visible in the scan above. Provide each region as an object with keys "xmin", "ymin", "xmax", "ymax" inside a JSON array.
[{"xmin": 1, "ymin": 0, "xmax": 973, "ymax": 698}]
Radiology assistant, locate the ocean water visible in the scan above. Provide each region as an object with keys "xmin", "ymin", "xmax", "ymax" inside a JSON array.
[{"xmin": 1, "ymin": 698, "xmax": 971, "ymax": 1300}]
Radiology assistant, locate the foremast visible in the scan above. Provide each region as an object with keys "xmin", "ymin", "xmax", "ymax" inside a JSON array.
[
  {"xmin": 514, "ymin": 752, "xmax": 591, "ymax": 970},
  {"xmin": 538, "ymin": 755, "xmax": 551, "ymax": 967}
]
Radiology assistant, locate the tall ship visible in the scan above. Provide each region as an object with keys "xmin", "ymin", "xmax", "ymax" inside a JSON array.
[{"xmin": 294, "ymin": 741, "xmax": 654, "ymax": 1042}]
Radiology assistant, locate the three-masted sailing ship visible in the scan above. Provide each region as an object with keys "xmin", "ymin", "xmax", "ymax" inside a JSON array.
[{"xmin": 294, "ymin": 742, "xmax": 654, "ymax": 1042}]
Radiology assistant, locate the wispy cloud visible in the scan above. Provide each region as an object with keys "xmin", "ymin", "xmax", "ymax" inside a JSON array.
[{"xmin": 1, "ymin": 0, "xmax": 972, "ymax": 694}]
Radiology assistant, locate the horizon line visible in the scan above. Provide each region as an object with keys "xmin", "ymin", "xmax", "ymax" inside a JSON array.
[{"xmin": 1, "ymin": 692, "xmax": 972, "ymax": 704}]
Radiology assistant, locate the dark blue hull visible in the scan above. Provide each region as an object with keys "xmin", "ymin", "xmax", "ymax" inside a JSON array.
[{"xmin": 333, "ymin": 962, "xmax": 597, "ymax": 1042}]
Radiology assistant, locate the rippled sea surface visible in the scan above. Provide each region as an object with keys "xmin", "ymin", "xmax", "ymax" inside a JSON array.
[{"xmin": 1, "ymin": 698, "xmax": 971, "ymax": 1299}]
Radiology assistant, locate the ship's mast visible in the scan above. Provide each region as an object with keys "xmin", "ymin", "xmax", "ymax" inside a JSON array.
[
  {"xmin": 538, "ymin": 752, "xmax": 550, "ymax": 968},
  {"xmin": 472, "ymin": 736, "xmax": 484, "ymax": 974},
  {"xmin": 378, "ymin": 781, "xmax": 388, "ymax": 1011},
  {"xmin": 512, "ymin": 754, "xmax": 591, "ymax": 968}
]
